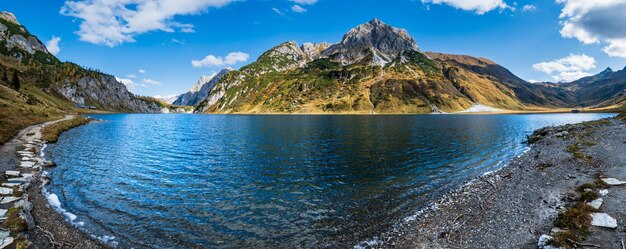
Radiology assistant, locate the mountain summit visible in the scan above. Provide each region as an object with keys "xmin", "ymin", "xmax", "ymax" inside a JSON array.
[{"xmin": 322, "ymin": 18, "xmax": 419, "ymax": 65}]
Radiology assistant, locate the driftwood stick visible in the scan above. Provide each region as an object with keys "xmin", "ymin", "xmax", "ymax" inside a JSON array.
[{"xmin": 566, "ymin": 238, "xmax": 601, "ymax": 248}]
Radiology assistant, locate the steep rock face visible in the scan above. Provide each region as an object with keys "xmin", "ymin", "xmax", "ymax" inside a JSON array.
[
  {"xmin": 173, "ymin": 68, "xmax": 231, "ymax": 106},
  {"xmin": 301, "ymin": 42, "xmax": 331, "ymax": 61},
  {"xmin": 0, "ymin": 13, "xmax": 56, "ymax": 64},
  {"xmin": 322, "ymin": 19, "xmax": 419, "ymax": 66},
  {"xmin": 58, "ymin": 74, "xmax": 161, "ymax": 112}
]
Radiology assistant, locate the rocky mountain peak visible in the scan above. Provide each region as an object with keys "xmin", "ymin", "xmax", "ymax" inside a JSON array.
[
  {"xmin": 173, "ymin": 68, "xmax": 231, "ymax": 106},
  {"xmin": 0, "ymin": 11, "xmax": 20, "ymax": 25},
  {"xmin": 322, "ymin": 18, "xmax": 419, "ymax": 65}
]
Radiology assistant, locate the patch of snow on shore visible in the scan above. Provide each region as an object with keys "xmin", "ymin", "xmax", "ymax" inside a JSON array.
[{"xmin": 458, "ymin": 103, "xmax": 502, "ymax": 113}]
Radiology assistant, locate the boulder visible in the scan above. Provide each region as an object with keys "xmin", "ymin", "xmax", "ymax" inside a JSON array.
[
  {"xmin": 0, "ymin": 229, "xmax": 13, "ymax": 249},
  {"xmin": 590, "ymin": 213, "xmax": 617, "ymax": 228},
  {"xmin": 0, "ymin": 188, "xmax": 13, "ymax": 196},
  {"xmin": 537, "ymin": 234, "xmax": 563, "ymax": 249},
  {"xmin": 601, "ymin": 178, "xmax": 626, "ymax": 186},
  {"xmin": 4, "ymin": 171, "xmax": 20, "ymax": 177},
  {"xmin": 0, "ymin": 197, "xmax": 19, "ymax": 204},
  {"xmin": 599, "ymin": 189, "xmax": 608, "ymax": 196},
  {"xmin": 587, "ymin": 198, "xmax": 603, "ymax": 209}
]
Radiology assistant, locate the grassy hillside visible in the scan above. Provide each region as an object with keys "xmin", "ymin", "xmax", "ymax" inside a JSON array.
[
  {"xmin": 0, "ymin": 55, "xmax": 76, "ymax": 143},
  {"xmin": 196, "ymin": 48, "xmax": 579, "ymax": 114}
]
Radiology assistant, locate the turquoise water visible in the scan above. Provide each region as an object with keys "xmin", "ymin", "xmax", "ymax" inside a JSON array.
[{"xmin": 45, "ymin": 113, "xmax": 614, "ymax": 248}]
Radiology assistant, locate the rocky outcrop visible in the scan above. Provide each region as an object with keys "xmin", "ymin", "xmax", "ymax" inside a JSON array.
[
  {"xmin": 301, "ymin": 42, "xmax": 331, "ymax": 61},
  {"xmin": 0, "ymin": 11, "xmax": 20, "ymax": 25},
  {"xmin": 173, "ymin": 68, "xmax": 231, "ymax": 106},
  {"xmin": 322, "ymin": 18, "xmax": 419, "ymax": 65},
  {"xmin": 0, "ymin": 12, "xmax": 53, "ymax": 63},
  {"xmin": 58, "ymin": 75, "xmax": 162, "ymax": 112}
]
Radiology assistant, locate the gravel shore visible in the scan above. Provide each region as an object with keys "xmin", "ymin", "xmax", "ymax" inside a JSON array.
[
  {"xmin": 0, "ymin": 115, "xmax": 106, "ymax": 248},
  {"xmin": 367, "ymin": 117, "xmax": 626, "ymax": 248}
]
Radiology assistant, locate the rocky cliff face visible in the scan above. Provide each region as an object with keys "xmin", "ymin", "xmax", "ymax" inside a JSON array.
[
  {"xmin": 322, "ymin": 18, "xmax": 419, "ymax": 66},
  {"xmin": 173, "ymin": 68, "xmax": 231, "ymax": 106},
  {"xmin": 0, "ymin": 12, "xmax": 57, "ymax": 64},
  {"xmin": 0, "ymin": 11, "xmax": 161, "ymax": 113},
  {"xmin": 58, "ymin": 74, "xmax": 162, "ymax": 112}
]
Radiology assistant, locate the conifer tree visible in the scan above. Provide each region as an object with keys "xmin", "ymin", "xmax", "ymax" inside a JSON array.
[{"xmin": 11, "ymin": 71, "xmax": 20, "ymax": 91}]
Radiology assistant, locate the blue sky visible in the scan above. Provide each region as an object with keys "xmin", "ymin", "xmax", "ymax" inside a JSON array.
[{"xmin": 2, "ymin": 0, "xmax": 626, "ymax": 98}]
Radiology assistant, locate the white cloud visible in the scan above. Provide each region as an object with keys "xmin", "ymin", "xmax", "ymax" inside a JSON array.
[
  {"xmin": 191, "ymin": 52, "xmax": 250, "ymax": 68},
  {"xmin": 532, "ymin": 54, "xmax": 596, "ymax": 82},
  {"xmin": 272, "ymin": 8, "xmax": 285, "ymax": 15},
  {"xmin": 557, "ymin": 0, "xmax": 626, "ymax": 58},
  {"xmin": 171, "ymin": 38, "xmax": 186, "ymax": 44},
  {"xmin": 116, "ymin": 77, "xmax": 137, "ymax": 90},
  {"xmin": 60, "ymin": 0, "xmax": 236, "ymax": 47},
  {"xmin": 521, "ymin": 4, "xmax": 537, "ymax": 12},
  {"xmin": 138, "ymin": 69, "xmax": 146, "ymax": 74},
  {"xmin": 127, "ymin": 74, "xmax": 137, "ymax": 78},
  {"xmin": 46, "ymin": 36, "xmax": 62, "ymax": 55},
  {"xmin": 421, "ymin": 0, "xmax": 510, "ymax": 14},
  {"xmin": 291, "ymin": 5, "xmax": 307, "ymax": 13},
  {"xmin": 142, "ymin": 78, "xmax": 162, "ymax": 86},
  {"xmin": 289, "ymin": 0, "xmax": 317, "ymax": 4}
]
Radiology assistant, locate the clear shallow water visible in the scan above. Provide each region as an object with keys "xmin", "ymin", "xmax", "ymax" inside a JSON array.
[{"xmin": 45, "ymin": 113, "xmax": 614, "ymax": 248}]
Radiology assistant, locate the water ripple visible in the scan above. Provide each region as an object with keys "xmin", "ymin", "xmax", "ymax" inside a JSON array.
[{"xmin": 46, "ymin": 113, "xmax": 614, "ymax": 248}]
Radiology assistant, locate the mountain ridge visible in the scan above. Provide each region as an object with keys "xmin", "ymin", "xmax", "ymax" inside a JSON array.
[{"xmin": 194, "ymin": 19, "xmax": 611, "ymax": 114}]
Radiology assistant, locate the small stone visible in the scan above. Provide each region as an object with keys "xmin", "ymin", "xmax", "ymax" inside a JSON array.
[
  {"xmin": 1, "ymin": 183, "xmax": 20, "ymax": 188},
  {"xmin": 41, "ymin": 161, "xmax": 56, "ymax": 167},
  {"xmin": 587, "ymin": 198, "xmax": 603, "ymax": 209},
  {"xmin": 0, "ymin": 188, "xmax": 12, "ymax": 196},
  {"xmin": 538, "ymin": 234, "xmax": 563, "ymax": 249},
  {"xmin": 7, "ymin": 177, "xmax": 27, "ymax": 183},
  {"xmin": 599, "ymin": 189, "xmax": 608, "ymax": 196},
  {"xmin": 601, "ymin": 178, "xmax": 626, "ymax": 186},
  {"xmin": 0, "ymin": 197, "xmax": 19, "ymax": 204},
  {"xmin": 0, "ymin": 209, "xmax": 6, "ymax": 217},
  {"xmin": 590, "ymin": 213, "xmax": 618, "ymax": 228},
  {"xmin": 0, "ymin": 231, "xmax": 13, "ymax": 249},
  {"xmin": 4, "ymin": 171, "xmax": 20, "ymax": 177},
  {"xmin": 20, "ymin": 173, "xmax": 33, "ymax": 179}
]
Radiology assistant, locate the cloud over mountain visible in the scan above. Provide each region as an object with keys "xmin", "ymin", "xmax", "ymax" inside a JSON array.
[
  {"xmin": 192, "ymin": 52, "xmax": 249, "ymax": 68},
  {"xmin": 533, "ymin": 54, "xmax": 596, "ymax": 82}
]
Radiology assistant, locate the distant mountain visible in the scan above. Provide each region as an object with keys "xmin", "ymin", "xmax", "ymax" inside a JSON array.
[
  {"xmin": 0, "ymin": 11, "xmax": 162, "ymax": 113},
  {"xmin": 561, "ymin": 66, "xmax": 626, "ymax": 107},
  {"xmin": 173, "ymin": 69, "xmax": 231, "ymax": 106},
  {"xmin": 195, "ymin": 19, "xmax": 584, "ymax": 114}
]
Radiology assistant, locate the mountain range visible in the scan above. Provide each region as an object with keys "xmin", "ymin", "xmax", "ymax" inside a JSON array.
[{"xmin": 186, "ymin": 19, "xmax": 625, "ymax": 114}]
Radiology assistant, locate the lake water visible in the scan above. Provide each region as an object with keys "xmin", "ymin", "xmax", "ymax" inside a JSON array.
[{"xmin": 44, "ymin": 113, "xmax": 614, "ymax": 248}]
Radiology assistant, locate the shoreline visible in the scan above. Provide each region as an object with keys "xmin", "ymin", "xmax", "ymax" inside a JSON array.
[
  {"xmin": 0, "ymin": 115, "xmax": 107, "ymax": 248},
  {"xmin": 367, "ymin": 117, "xmax": 626, "ymax": 248}
]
